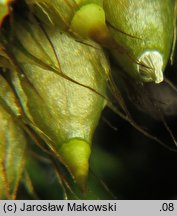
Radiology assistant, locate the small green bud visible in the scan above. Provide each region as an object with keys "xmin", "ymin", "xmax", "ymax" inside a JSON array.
[
  {"xmin": 59, "ymin": 139, "xmax": 91, "ymax": 190},
  {"xmin": 70, "ymin": 3, "xmax": 106, "ymax": 39},
  {"xmin": 70, "ymin": 2, "xmax": 115, "ymax": 45}
]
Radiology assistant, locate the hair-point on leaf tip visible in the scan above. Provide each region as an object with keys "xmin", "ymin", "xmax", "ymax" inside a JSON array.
[{"xmin": 137, "ymin": 51, "xmax": 163, "ymax": 84}]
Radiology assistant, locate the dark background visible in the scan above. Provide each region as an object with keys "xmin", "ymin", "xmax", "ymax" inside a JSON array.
[{"xmin": 91, "ymin": 48, "xmax": 177, "ymax": 199}]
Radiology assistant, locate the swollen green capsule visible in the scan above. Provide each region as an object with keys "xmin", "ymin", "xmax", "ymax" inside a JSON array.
[
  {"xmin": 8, "ymin": 17, "xmax": 108, "ymax": 189},
  {"xmin": 103, "ymin": 0, "xmax": 175, "ymax": 83}
]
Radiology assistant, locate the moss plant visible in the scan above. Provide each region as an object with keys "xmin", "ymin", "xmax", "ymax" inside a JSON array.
[{"xmin": 0, "ymin": 0, "xmax": 176, "ymax": 199}]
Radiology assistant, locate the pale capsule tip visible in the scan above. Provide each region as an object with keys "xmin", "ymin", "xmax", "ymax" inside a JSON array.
[{"xmin": 137, "ymin": 51, "xmax": 163, "ymax": 84}]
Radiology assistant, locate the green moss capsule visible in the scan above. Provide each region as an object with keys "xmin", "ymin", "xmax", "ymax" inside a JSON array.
[
  {"xmin": 103, "ymin": 0, "xmax": 175, "ymax": 83},
  {"xmin": 8, "ymin": 17, "xmax": 109, "ymax": 189}
]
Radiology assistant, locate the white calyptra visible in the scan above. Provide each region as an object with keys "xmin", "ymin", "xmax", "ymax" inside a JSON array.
[{"xmin": 137, "ymin": 51, "xmax": 163, "ymax": 84}]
